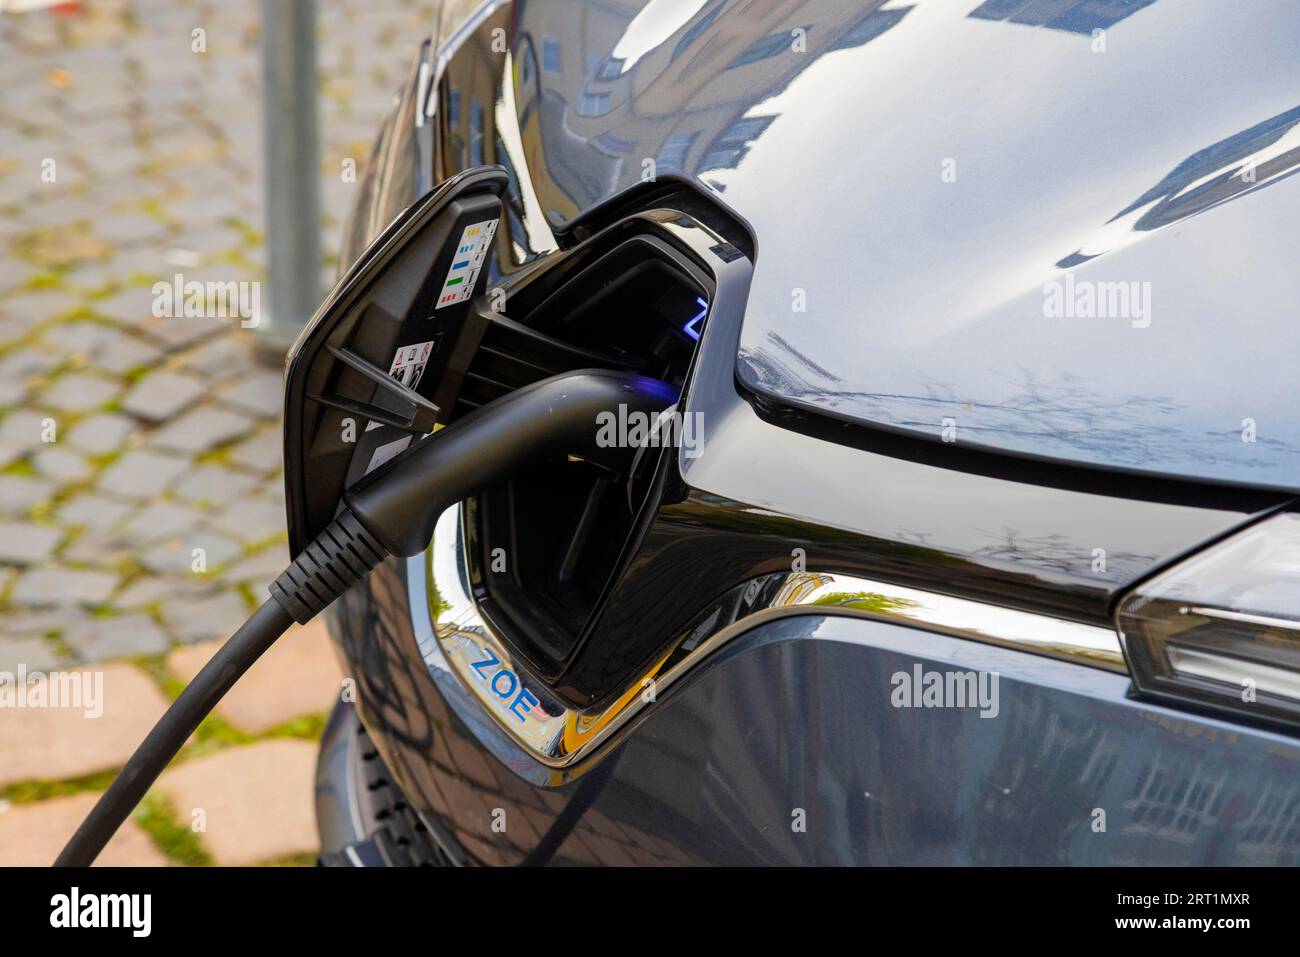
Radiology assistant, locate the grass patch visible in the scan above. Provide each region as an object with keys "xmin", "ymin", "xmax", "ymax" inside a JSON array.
[
  {"xmin": 121, "ymin": 364, "xmax": 152, "ymax": 385},
  {"xmin": 239, "ymin": 530, "xmax": 289, "ymax": 556},
  {"xmin": 0, "ymin": 457, "xmax": 35, "ymax": 477},
  {"xmin": 234, "ymin": 581, "xmax": 258, "ymax": 610},
  {"xmin": 134, "ymin": 792, "xmax": 212, "ymax": 867},
  {"xmin": 193, "ymin": 441, "xmax": 240, "ymax": 466},
  {"xmin": 24, "ymin": 271, "xmax": 64, "ymax": 291},
  {"xmin": 264, "ymin": 712, "xmax": 327, "ymax": 742},
  {"xmin": 47, "ymin": 633, "xmax": 76, "ymax": 660},
  {"xmin": 2, "ymin": 768, "xmax": 119, "ymax": 805},
  {"xmin": 109, "ymin": 556, "xmax": 149, "ymax": 584},
  {"xmin": 85, "ymin": 449, "xmax": 123, "ymax": 471}
]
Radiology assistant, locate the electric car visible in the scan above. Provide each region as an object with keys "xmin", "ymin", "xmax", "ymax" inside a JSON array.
[{"xmin": 305, "ymin": 0, "xmax": 1300, "ymax": 865}]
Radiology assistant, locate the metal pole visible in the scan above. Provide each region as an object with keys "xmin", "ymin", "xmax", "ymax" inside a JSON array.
[{"xmin": 257, "ymin": 0, "xmax": 321, "ymax": 358}]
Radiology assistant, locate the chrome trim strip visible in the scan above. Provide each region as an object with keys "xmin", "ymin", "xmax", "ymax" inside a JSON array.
[
  {"xmin": 1183, "ymin": 605, "xmax": 1300, "ymax": 631},
  {"xmin": 423, "ymin": 504, "xmax": 1127, "ymax": 769}
]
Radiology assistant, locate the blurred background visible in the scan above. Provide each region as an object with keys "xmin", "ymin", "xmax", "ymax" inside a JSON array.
[{"xmin": 0, "ymin": 0, "xmax": 435, "ymax": 865}]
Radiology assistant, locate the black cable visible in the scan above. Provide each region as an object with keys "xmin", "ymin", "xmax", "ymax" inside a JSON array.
[
  {"xmin": 55, "ymin": 598, "xmax": 294, "ymax": 867},
  {"xmin": 55, "ymin": 510, "xmax": 388, "ymax": 867},
  {"xmin": 55, "ymin": 369, "xmax": 675, "ymax": 867}
]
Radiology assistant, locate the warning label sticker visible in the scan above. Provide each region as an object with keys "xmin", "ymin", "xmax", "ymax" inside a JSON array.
[
  {"xmin": 387, "ymin": 339, "xmax": 435, "ymax": 390},
  {"xmin": 365, "ymin": 339, "xmax": 437, "ymax": 432},
  {"xmin": 435, "ymin": 218, "xmax": 498, "ymax": 309}
]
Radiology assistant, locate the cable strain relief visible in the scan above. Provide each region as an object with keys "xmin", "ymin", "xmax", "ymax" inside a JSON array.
[{"xmin": 269, "ymin": 510, "xmax": 388, "ymax": 623}]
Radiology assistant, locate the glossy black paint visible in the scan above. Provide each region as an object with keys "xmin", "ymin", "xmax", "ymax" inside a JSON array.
[
  {"xmin": 318, "ymin": 0, "xmax": 1300, "ymax": 864},
  {"xmin": 322, "ymin": 179, "xmax": 1288, "ymax": 862},
  {"xmin": 328, "ymin": 572, "xmax": 1300, "ymax": 865},
  {"xmin": 559, "ymin": 197, "xmax": 1285, "ymax": 708},
  {"xmin": 499, "ymin": 0, "xmax": 1300, "ymax": 489}
]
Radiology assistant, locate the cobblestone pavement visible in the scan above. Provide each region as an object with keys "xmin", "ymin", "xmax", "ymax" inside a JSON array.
[{"xmin": 0, "ymin": 0, "xmax": 434, "ymax": 864}]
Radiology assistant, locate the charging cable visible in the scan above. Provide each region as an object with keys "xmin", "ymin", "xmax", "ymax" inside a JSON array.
[{"xmin": 55, "ymin": 369, "xmax": 676, "ymax": 866}]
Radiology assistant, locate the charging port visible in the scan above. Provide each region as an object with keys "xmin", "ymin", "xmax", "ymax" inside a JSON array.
[{"xmin": 462, "ymin": 229, "xmax": 711, "ymax": 679}]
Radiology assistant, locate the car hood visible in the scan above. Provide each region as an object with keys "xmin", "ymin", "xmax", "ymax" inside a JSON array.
[{"xmin": 512, "ymin": 0, "xmax": 1300, "ymax": 490}]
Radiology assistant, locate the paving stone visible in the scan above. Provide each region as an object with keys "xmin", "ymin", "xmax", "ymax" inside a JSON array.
[
  {"xmin": 119, "ymin": 369, "xmax": 206, "ymax": 422},
  {"xmin": 0, "ymin": 521, "xmax": 61, "ymax": 565},
  {"xmin": 0, "ymin": 347, "xmax": 62, "ymax": 381},
  {"xmin": 94, "ymin": 283, "xmax": 158, "ymax": 326},
  {"xmin": 118, "ymin": 501, "xmax": 207, "ymax": 543},
  {"xmin": 98, "ymin": 448, "xmax": 189, "ymax": 498},
  {"xmin": 63, "ymin": 260, "xmax": 119, "ymax": 294},
  {"xmin": 226, "ymin": 427, "xmax": 282, "ymax": 473},
  {"xmin": 59, "ymin": 525, "xmax": 135, "ymax": 565},
  {"xmin": 167, "ymin": 619, "xmax": 343, "ymax": 734},
  {"xmin": 220, "ymin": 541, "xmax": 290, "ymax": 592},
  {"xmin": 150, "ymin": 405, "xmax": 254, "ymax": 454},
  {"xmin": 156, "ymin": 739, "xmax": 319, "ymax": 865},
  {"xmin": 220, "ymin": 370, "xmax": 282, "ymax": 420},
  {"xmin": 0, "ymin": 663, "xmax": 170, "ymax": 787},
  {"xmin": 0, "ymin": 290, "xmax": 81, "ymax": 324},
  {"xmin": 161, "ymin": 587, "xmax": 250, "ymax": 642},
  {"xmin": 57, "ymin": 492, "xmax": 133, "ymax": 532},
  {"xmin": 0, "ymin": 373, "xmax": 29, "ymax": 407},
  {"xmin": 167, "ymin": 192, "xmax": 245, "ymax": 226},
  {"xmin": 64, "ymin": 614, "xmax": 170, "ymax": 661},
  {"xmin": 0, "ymin": 256, "xmax": 32, "ymax": 292},
  {"xmin": 261, "ymin": 478, "xmax": 286, "ymax": 505},
  {"xmin": 111, "ymin": 574, "xmax": 209, "ymax": 611},
  {"xmin": 102, "ymin": 212, "xmax": 169, "ymax": 245},
  {"xmin": 30, "ymin": 445, "xmax": 93, "ymax": 482},
  {"xmin": 175, "ymin": 331, "xmax": 253, "ymax": 379},
  {"xmin": 42, "ymin": 319, "xmax": 118, "ymax": 353},
  {"xmin": 94, "ymin": 334, "xmax": 163, "ymax": 375},
  {"xmin": 65, "ymin": 411, "xmax": 138, "ymax": 455},
  {"xmin": 169, "ymin": 225, "xmax": 245, "ymax": 259},
  {"xmin": 0, "ymin": 0, "xmax": 417, "ymax": 865},
  {"xmin": 23, "ymin": 193, "xmax": 96, "ymax": 230},
  {"xmin": 0, "ymin": 172, "xmax": 37, "ymax": 211},
  {"xmin": 139, "ymin": 529, "xmax": 243, "ymax": 575},
  {"xmin": 10, "ymin": 566, "xmax": 118, "ymax": 607},
  {"xmin": 0, "ymin": 792, "xmax": 169, "ymax": 867},
  {"xmin": 140, "ymin": 315, "xmax": 235, "ymax": 351},
  {"xmin": 39, "ymin": 371, "xmax": 121, "ymax": 412},
  {"xmin": 0, "ymin": 315, "xmax": 32, "ymax": 351},
  {"xmin": 170, "ymin": 463, "xmax": 259, "ymax": 506},
  {"xmin": 0, "ymin": 607, "xmax": 90, "ymax": 640},
  {"xmin": 0, "ymin": 473, "xmax": 58, "ymax": 512},
  {"xmin": 0, "ymin": 636, "xmax": 66, "ymax": 672},
  {"xmin": 207, "ymin": 495, "xmax": 284, "ymax": 542},
  {"xmin": 0, "ymin": 408, "xmax": 53, "ymax": 461}
]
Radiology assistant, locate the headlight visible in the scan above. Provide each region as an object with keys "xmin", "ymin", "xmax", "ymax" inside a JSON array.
[{"xmin": 1117, "ymin": 511, "xmax": 1300, "ymax": 727}]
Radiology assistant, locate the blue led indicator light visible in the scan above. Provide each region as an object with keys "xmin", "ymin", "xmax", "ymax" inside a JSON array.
[{"xmin": 684, "ymin": 297, "xmax": 708, "ymax": 341}]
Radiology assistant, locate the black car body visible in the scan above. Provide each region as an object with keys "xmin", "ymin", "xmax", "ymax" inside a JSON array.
[{"xmin": 310, "ymin": 0, "xmax": 1300, "ymax": 865}]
